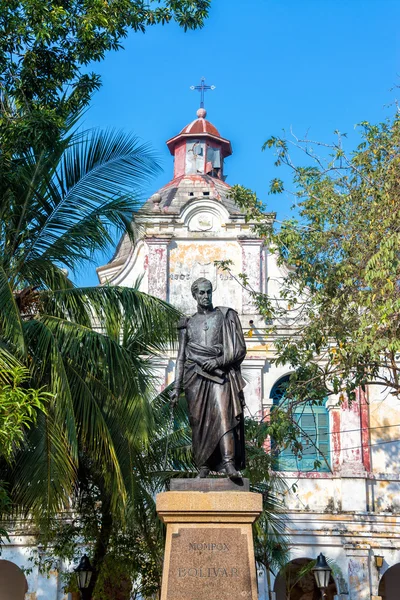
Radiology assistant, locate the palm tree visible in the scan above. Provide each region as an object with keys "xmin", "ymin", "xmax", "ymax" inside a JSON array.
[{"xmin": 0, "ymin": 115, "xmax": 180, "ymax": 530}]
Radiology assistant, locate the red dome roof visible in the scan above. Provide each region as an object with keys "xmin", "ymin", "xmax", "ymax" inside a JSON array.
[
  {"xmin": 166, "ymin": 108, "xmax": 232, "ymax": 157},
  {"xmin": 179, "ymin": 117, "xmax": 221, "ymax": 137}
]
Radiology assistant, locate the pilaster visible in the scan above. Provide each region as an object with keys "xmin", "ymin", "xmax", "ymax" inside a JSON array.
[
  {"xmin": 145, "ymin": 236, "xmax": 172, "ymax": 301},
  {"xmin": 150, "ymin": 357, "xmax": 170, "ymax": 393},
  {"xmin": 326, "ymin": 396, "xmax": 341, "ymax": 474},
  {"xmin": 340, "ymin": 390, "xmax": 367, "ymax": 478},
  {"xmin": 238, "ymin": 239, "xmax": 263, "ymax": 314},
  {"xmin": 241, "ymin": 358, "xmax": 266, "ymax": 418},
  {"xmin": 343, "ymin": 545, "xmax": 371, "ymax": 600}
]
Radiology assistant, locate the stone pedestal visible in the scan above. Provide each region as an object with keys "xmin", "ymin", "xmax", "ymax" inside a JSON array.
[{"xmin": 156, "ymin": 480, "xmax": 262, "ymax": 600}]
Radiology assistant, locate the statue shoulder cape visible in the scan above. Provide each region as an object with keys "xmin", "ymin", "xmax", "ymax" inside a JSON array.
[{"xmin": 216, "ymin": 306, "xmax": 238, "ymax": 318}]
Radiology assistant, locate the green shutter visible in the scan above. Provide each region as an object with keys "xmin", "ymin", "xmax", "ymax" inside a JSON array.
[
  {"xmin": 317, "ymin": 412, "xmax": 329, "ymax": 469},
  {"xmin": 276, "ymin": 404, "xmax": 330, "ymax": 472},
  {"xmin": 271, "ymin": 376, "xmax": 330, "ymax": 473}
]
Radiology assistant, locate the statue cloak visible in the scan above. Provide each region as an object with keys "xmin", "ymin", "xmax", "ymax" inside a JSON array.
[{"xmin": 177, "ymin": 307, "xmax": 246, "ymax": 471}]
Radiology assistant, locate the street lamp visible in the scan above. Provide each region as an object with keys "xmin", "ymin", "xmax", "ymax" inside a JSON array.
[
  {"xmin": 312, "ymin": 553, "xmax": 332, "ymax": 599},
  {"xmin": 74, "ymin": 554, "xmax": 94, "ymax": 600}
]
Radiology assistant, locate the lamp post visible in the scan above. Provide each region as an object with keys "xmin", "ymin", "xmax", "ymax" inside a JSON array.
[
  {"xmin": 312, "ymin": 553, "xmax": 332, "ymax": 599},
  {"xmin": 74, "ymin": 554, "xmax": 94, "ymax": 600}
]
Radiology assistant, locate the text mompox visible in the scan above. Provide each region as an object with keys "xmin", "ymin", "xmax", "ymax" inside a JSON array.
[{"xmin": 188, "ymin": 542, "xmax": 230, "ymax": 552}]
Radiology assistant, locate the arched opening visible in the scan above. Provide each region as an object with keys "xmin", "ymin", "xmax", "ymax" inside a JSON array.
[
  {"xmin": 378, "ymin": 562, "xmax": 400, "ymax": 599},
  {"xmin": 0, "ymin": 559, "xmax": 28, "ymax": 600},
  {"xmin": 274, "ymin": 558, "xmax": 337, "ymax": 600}
]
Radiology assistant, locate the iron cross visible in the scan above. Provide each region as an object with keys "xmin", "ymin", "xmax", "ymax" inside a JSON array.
[{"xmin": 190, "ymin": 77, "xmax": 216, "ymax": 108}]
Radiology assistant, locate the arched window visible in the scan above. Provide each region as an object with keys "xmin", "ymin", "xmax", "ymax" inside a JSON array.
[
  {"xmin": 274, "ymin": 558, "xmax": 337, "ymax": 599},
  {"xmin": 270, "ymin": 375, "xmax": 330, "ymax": 472},
  {"xmin": 378, "ymin": 562, "xmax": 400, "ymax": 599},
  {"xmin": 0, "ymin": 559, "xmax": 28, "ymax": 599}
]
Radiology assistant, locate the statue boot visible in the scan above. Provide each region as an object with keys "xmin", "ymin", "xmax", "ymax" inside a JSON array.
[
  {"xmin": 220, "ymin": 431, "xmax": 240, "ymax": 478},
  {"xmin": 196, "ymin": 466, "xmax": 210, "ymax": 478}
]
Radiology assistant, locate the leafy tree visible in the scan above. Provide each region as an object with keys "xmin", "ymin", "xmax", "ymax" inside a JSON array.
[
  {"xmin": 0, "ymin": 0, "xmax": 210, "ymax": 150},
  {"xmin": 0, "ymin": 366, "xmax": 49, "ymax": 461},
  {"xmin": 0, "ymin": 365, "xmax": 50, "ymax": 546},
  {"xmin": 227, "ymin": 109, "xmax": 400, "ymax": 405}
]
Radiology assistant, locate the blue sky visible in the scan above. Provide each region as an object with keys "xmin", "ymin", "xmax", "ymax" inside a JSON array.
[{"xmin": 77, "ymin": 0, "xmax": 400, "ymax": 286}]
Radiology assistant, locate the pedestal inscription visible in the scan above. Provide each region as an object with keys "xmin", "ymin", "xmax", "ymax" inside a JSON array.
[{"xmin": 167, "ymin": 527, "xmax": 251, "ymax": 600}]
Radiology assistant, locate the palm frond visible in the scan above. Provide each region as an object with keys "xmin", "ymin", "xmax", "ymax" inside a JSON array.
[
  {"xmin": 41, "ymin": 286, "xmax": 180, "ymax": 353},
  {"xmin": 64, "ymin": 362, "xmax": 127, "ymax": 511},
  {"xmin": 20, "ymin": 260, "xmax": 74, "ymax": 291},
  {"xmin": 21, "ymin": 129, "xmax": 161, "ymax": 269},
  {"xmin": 0, "ymin": 344, "xmax": 24, "ymax": 379},
  {"xmin": 12, "ymin": 411, "xmax": 76, "ymax": 517},
  {"xmin": 0, "ymin": 266, "xmax": 26, "ymax": 355},
  {"xmin": 0, "ymin": 113, "xmax": 186, "ymax": 541},
  {"xmin": 23, "ymin": 319, "xmax": 78, "ymax": 461},
  {"xmin": 38, "ymin": 196, "xmax": 136, "ymax": 269},
  {"xmin": 37, "ymin": 314, "xmax": 140, "ymax": 398}
]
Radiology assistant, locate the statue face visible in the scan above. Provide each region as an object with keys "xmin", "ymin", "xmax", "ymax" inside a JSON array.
[{"xmin": 194, "ymin": 281, "xmax": 213, "ymax": 309}]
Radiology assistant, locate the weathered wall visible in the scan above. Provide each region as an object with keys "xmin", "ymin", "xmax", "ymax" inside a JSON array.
[
  {"xmin": 173, "ymin": 141, "xmax": 187, "ymax": 178},
  {"xmin": 369, "ymin": 384, "xmax": 400, "ymax": 475},
  {"xmin": 168, "ymin": 240, "xmax": 242, "ymax": 313}
]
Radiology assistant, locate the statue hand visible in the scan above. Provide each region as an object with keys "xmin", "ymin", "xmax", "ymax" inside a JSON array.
[
  {"xmin": 202, "ymin": 359, "xmax": 219, "ymax": 373},
  {"xmin": 169, "ymin": 388, "xmax": 179, "ymax": 408}
]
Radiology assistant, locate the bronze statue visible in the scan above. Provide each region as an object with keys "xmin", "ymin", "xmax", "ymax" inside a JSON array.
[{"xmin": 170, "ymin": 278, "xmax": 246, "ymax": 478}]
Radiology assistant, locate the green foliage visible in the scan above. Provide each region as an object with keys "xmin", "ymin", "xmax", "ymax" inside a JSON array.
[
  {"xmin": 0, "ymin": 366, "xmax": 49, "ymax": 461},
  {"xmin": 0, "ymin": 483, "xmax": 11, "ymax": 548},
  {"xmin": 231, "ymin": 110, "xmax": 400, "ymax": 404},
  {"xmin": 253, "ymin": 509, "xmax": 290, "ymax": 600},
  {"xmin": 33, "ymin": 456, "xmax": 166, "ymax": 599},
  {"xmin": 1, "ymin": 119, "xmax": 161, "ymax": 291},
  {"xmin": 0, "ymin": 366, "xmax": 50, "ymax": 548},
  {"xmin": 31, "ymin": 393, "xmax": 187, "ymax": 599},
  {"xmin": 0, "ymin": 0, "xmax": 210, "ymax": 150}
]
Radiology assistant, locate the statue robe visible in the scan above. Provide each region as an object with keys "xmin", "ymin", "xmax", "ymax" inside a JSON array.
[{"xmin": 176, "ymin": 307, "xmax": 246, "ymax": 471}]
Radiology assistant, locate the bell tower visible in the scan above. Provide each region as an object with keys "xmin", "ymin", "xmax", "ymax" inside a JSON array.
[{"xmin": 166, "ymin": 108, "xmax": 232, "ymax": 180}]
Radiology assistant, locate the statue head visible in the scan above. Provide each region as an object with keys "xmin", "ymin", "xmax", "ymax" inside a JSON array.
[{"xmin": 191, "ymin": 278, "xmax": 213, "ymax": 310}]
